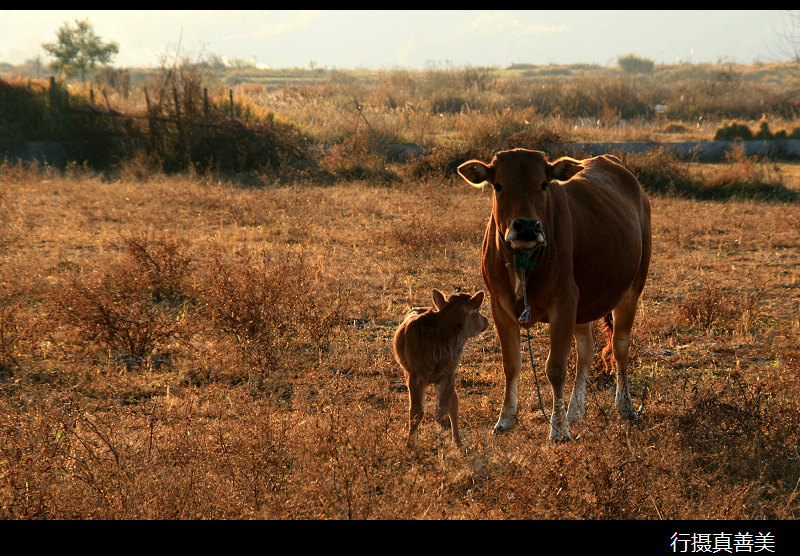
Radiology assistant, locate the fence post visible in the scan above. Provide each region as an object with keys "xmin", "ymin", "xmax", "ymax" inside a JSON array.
[
  {"xmin": 48, "ymin": 76, "xmax": 62, "ymax": 109},
  {"xmin": 144, "ymin": 87, "xmax": 159, "ymax": 152},
  {"xmin": 204, "ymin": 88, "xmax": 209, "ymax": 119},
  {"xmin": 173, "ymin": 86, "xmax": 187, "ymax": 164},
  {"xmin": 229, "ymin": 89, "xmax": 234, "ymax": 119}
]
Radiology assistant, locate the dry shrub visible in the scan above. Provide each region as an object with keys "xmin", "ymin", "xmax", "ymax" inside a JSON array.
[
  {"xmin": 199, "ymin": 248, "xmax": 351, "ymax": 390},
  {"xmin": 701, "ymin": 145, "xmax": 794, "ymax": 201},
  {"xmin": 674, "ymin": 374, "xmax": 800, "ymax": 504},
  {"xmin": 406, "ymin": 110, "xmax": 564, "ymax": 182},
  {"xmin": 678, "ymin": 282, "xmax": 736, "ymax": 330},
  {"xmin": 455, "ymin": 107, "xmax": 562, "ymax": 153},
  {"xmin": 678, "ymin": 281, "xmax": 769, "ymax": 332},
  {"xmin": 0, "ymin": 386, "xmax": 291, "ymax": 518},
  {"xmin": 115, "ymin": 150, "xmax": 164, "ymax": 183},
  {"xmin": 2, "ymin": 64, "xmax": 310, "ymax": 174},
  {"xmin": 52, "ymin": 233, "xmax": 193, "ymax": 367},
  {"xmin": 620, "ymin": 147, "xmax": 695, "ymax": 197},
  {"xmin": 0, "ymin": 188, "xmax": 13, "ymax": 252},
  {"xmin": 318, "ymin": 131, "xmax": 397, "ymax": 184},
  {"xmin": 404, "ymin": 143, "xmax": 488, "ymax": 182},
  {"xmin": 714, "ymin": 121, "xmax": 755, "ymax": 141},
  {"xmin": 621, "ymin": 146, "xmax": 796, "ymax": 201},
  {"xmin": 430, "ymin": 93, "xmax": 470, "ymax": 115},
  {"xmin": 0, "ymin": 390, "xmax": 80, "ymax": 518},
  {"xmin": 121, "ymin": 233, "xmax": 193, "ymax": 304}
]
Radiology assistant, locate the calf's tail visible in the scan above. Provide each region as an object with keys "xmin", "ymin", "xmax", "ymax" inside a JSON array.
[{"xmin": 601, "ymin": 313, "xmax": 615, "ymax": 373}]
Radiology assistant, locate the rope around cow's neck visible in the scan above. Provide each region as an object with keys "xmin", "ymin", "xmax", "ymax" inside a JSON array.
[
  {"xmin": 519, "ymin": 269, "xmax": 532, "ymax": 324},
  {"xmin": 497, "ymin": 230, "xmax": 550, "ymax": 426},
  {"xmin": 497, "ymin": 232, "xmax": 547, "ymax": 325},
  {"xmin": 520, "ymin": 267, "xmax": 549, "ymax": 426}
]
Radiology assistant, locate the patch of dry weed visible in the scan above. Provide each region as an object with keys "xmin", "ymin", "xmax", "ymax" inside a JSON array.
[{"xmin": 1, "ymin": 162, "xmax": 798, "ymax": 520}]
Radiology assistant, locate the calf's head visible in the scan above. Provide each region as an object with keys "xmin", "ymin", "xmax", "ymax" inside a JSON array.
[
  {"xmin": 432, "ymin": 289, "xmax": 489, "ymax": 338},
  {"xmin": 458, "ymin": 148, "xmax": 563, "ymax": 252}
]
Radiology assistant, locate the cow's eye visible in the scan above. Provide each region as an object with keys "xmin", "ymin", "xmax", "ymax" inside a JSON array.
[{"xmin": 493, "ymin": 183, "xmax": 503, "ymax": 192}]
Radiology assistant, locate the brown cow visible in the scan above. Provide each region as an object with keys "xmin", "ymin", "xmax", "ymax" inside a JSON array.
[
  {"xmin": 393, "ymin": 289, "xmax": 489, "ymax": 447},
  {"xmin": 457, "ymin": 149, "xmax": 651, "ymax": 441}
]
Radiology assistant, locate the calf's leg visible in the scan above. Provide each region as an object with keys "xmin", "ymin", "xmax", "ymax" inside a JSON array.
[
  {"xmin": 437, "ymin": 374, "xmax": 461, "ymax": 446},
  {"xmin": 406, "ymin": 376, "xmax": 425, "ymax": 447}
]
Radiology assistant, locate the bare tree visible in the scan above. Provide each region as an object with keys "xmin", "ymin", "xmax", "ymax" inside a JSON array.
[{"xmin": 773, "ymin": 10, "xmax": 800, "ymax": 62}]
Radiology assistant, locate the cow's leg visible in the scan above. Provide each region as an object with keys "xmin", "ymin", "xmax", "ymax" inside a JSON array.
[
  {"xmin": 546, "ymin": 310, "xmax": 576, "ymax": 441},
  {"xmin": 492, "ymin": 305, "xmax": 522, "ymax": 434},
  {"xmin": 567, "ymin": 322, "xmax": 593, "ymax": 424},
  {"xmin": 436, "ymin": 374, "xmax": 461, "ymax": 446},
  {"xmin": 407, "ymin": 376, "xmax": 425, "ymax": 447},
  {"xmin": 611, "ymin": 287, "xmax": 640, "ymax": 420}
]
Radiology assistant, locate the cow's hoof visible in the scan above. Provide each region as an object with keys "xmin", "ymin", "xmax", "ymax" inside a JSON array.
[
  {"xmin": 616, "ymin": 402, "xmax": 637, "ymax": 421},
  {"xmin": 491, "ymin": 423, "xmax": 509, "ymax": 435},
  {"xmin": 618, "ymin": 409, "xmax": 637, "ymax": 421},
  {"xmin": 492, "ymin": 417, "xmax": 516, "ymax": 435},
  {"xmin": 549, "ymin": 422, "xmax": 573, "ymax": 442},
  {"xmin": 566, "ymin": 405, "xmax": 585, "ymax": 424},
  {"xmin": 616, "ymin": 391, "xmax": 636, "ymax": 421},
  {"xmin": 550, "ymin": 432, "xmax": 573, "ymax": 443}
]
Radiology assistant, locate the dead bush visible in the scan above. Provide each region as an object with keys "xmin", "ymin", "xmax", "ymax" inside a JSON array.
[
  {"xmin": 120, "ymin": 232, "xmax": 193, "ymax": 304},
  {"xmin": 702, "ymin": 145, "xmax": 793, "ymax": 201},
  {"xmin": 318, "ymin": 132, "xmax": 397, "ymax": 184},
  {"xmin": 674, "ymin": 374, "xmax": 800, "ymax": 496},
  {"xmin": 678, "ymin": 281, "xmax": 769, "ymax": 333},
  {"xmin": 52, "ymin": 234, "xmax": 194, "ymax": 367},
  {"xmin": 678, "ymin": 282, "xmax": 736, "ymax": 330},
  {"xmin": 199, "ymin": 249, "xmax": 351, "ymax": 389},
  {"xmin": 620, "ymin": 147, "xmax": 696, "ymax": 197}
]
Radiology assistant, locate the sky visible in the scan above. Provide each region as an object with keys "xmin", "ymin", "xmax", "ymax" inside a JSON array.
[{"xmin": 0, "ymin": 10, "xmax": 795, "ymax": 70}]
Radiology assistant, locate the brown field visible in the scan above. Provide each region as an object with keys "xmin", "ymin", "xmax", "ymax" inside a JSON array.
[{"xmin": 1, "ymin": 157, "xmax": 798, "ymax": 521}]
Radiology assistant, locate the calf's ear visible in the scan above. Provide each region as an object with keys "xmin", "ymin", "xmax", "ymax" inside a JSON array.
[
  {"xmin": 432, "ymin": 289, "xmax": 447, "ymax": 310},
  {"xmin": 467, "ymin": 291, "xmax": 484, "ymax": 309},
  {"xmin": 457, "ymin": 160, "xmax": 492, "ymax": 187}
]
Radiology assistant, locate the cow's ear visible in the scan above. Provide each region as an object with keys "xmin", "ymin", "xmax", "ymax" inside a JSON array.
[
  {"xmin": 547, "ymin": 157, "xmax": 584, "ymax": 181},
  {"xmin": 457, "ymin": 160, "xmax": 492, "ymax": 187}
]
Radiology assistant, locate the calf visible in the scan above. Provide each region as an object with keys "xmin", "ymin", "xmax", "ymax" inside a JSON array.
[{"xmin": 393, "ymin": 289, "xmax": 489, "ymax": 447}]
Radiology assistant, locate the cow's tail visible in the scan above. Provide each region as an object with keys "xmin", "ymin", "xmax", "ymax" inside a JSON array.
[{"xmin": 601, "ymin": 313, "xmax": 615, "ymax": 373}]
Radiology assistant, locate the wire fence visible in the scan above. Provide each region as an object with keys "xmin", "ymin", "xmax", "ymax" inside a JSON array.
[{"xmin": 4, "ymin": 76, "xmax": 308, "ymax": 172}]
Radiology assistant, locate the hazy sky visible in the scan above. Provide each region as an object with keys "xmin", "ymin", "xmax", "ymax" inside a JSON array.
[{"xmin": 0, "ymin": 10, "xmax": 794, "ymax": 70}]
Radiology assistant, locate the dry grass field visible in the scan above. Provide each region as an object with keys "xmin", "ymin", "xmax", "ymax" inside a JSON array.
[
  {"xmin": 1, "ymin": 156, "xmax": 798, "ymax": 522},
  {"xmin": 1, "ymin": 62, "xmax": 800, "ymax": 526}
]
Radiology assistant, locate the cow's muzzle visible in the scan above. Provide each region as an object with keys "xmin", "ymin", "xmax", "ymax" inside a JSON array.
[{"xmin": 505, "ymin": 218, "xmax": 545, "ymax": 250}]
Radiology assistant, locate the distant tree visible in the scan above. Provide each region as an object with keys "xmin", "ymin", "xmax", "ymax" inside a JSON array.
[
  {"xmin": 42, "ymin": 19, "xmax": 119, "ymax": 82},
  {"xmin": 202, "ymin": 54, "xmax": 227, "ymax": 70},
  {"xmin": 228, "ymin": 57, "xmax": 257, "ymax": 70},
  {"xmin": 617, "ymin": 54, "xmax": 655, "ymax": 74},
  {"xmin": 774, "ymin": 10, "xmax": 800, "ymax": 62}
]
